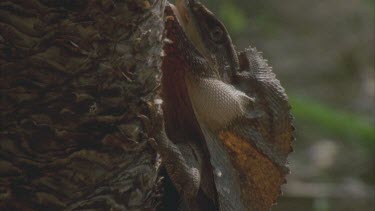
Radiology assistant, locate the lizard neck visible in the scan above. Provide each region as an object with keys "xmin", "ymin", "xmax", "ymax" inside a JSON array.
[
  {"xmin": 161, "ymin": 5, "xmax": 205, "ymax": 142},
  {"xmin": 161, "ymin": 56, "xmax": 202, "ymax": 141}
]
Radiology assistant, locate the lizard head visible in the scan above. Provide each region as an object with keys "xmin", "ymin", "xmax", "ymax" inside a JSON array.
[{"xmin": 174, "ymin": 0, "xmax": 239, "ymax": 81}]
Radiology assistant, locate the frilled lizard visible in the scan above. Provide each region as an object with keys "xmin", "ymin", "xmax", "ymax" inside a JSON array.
[{"xmin": 149, "ymin": 0, "xmax": 294, "ymax": 210}]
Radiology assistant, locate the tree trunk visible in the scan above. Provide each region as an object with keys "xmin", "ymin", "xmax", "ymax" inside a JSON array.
[{"xmin": 0, "ymin": 0, "xmax": 165, "ymax": 210}]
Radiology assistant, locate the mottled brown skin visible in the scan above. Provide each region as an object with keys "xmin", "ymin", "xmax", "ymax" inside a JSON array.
[{"xmin": 153, "ymin": 1, "xmax": 294, "ymax": 210}]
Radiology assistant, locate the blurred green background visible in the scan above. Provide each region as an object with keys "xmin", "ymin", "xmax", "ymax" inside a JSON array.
[{"xmin": 188, "ymin": 0, "xmax": 375, "ymax": 210}]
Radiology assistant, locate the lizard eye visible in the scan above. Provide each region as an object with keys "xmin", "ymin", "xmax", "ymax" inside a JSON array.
[{"xmin": 210, "ymin": 26, "xmax": 225, "ymax": 43}]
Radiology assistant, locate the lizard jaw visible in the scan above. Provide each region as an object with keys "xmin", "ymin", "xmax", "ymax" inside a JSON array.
[{"xmin": 173, "ymin": 0, "xmax": 211, "ymax": 60}]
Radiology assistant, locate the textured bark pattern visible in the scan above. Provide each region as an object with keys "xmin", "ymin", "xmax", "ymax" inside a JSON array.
[{"xmin": 0, "ymin": 0, "xmax": 165, "ymax": 210}]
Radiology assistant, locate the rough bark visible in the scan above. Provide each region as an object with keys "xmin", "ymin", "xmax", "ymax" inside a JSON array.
[{"xmin": 0, "ymin": 0, "xmax": 165, "ymax": 210}]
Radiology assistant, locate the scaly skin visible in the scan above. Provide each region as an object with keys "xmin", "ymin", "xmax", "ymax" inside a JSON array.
[
  {"xmin": 153, "ymin": 1, "xmax": 294, "ymax": 210},
  {"xmin": 154, "ymin": 4, "xmax": 217, "ymax": 210}
]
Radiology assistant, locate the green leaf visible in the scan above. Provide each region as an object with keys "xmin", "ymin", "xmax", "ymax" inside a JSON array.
[
  {"xmin": 290, "ymin": 96, "xmax": 375, "ymax": 151},
  {"xmin": 218, "ymin": 2, "xmax": 246, "ymax": 34}
]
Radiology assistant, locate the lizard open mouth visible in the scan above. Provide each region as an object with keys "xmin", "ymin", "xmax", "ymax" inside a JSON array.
[
  {"xmin": 169, "ymin": 0, "xmax": 240, "ymax": 81},
  {"xmin": 170, "ymin": 0, "xmax": 212, "ymax": 60}
]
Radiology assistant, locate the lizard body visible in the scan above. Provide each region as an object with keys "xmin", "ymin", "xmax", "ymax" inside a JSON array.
[
  {"xmin": 158, "ymin": 4, "xmax": 217, "ymax": 210},
  {"xmin": 152, "ymin": 1, "xmax": 294, "ymax": 210}
]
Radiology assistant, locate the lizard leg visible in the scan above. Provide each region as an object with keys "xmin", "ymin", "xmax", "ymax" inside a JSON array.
[
  {"xmin": 153, "ymin": 131, "xmax": 201, "ymax": 200},
  {"xmin": 145, "ymin": 103, "xmax": 201, "ymax": 201}
]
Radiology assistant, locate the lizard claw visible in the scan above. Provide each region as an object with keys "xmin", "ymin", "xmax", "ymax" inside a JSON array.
[
  {"xmin": 138, "ymin": 99, "xmax": 166, "ymax": 146},
  {"xmin": 138, "ymin": 114, "xmax": 152, "ymax": 134},
  {"xmin": 148, "ymin": 137, "xmax": 158, "ymax": 149},
  {"xmin": 148, "ymin": 99, "xmax": 166, "ymax": 135},
  {"xmin": 138, "ymin": 98, "xmax": 165, "ymax": 131}
]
